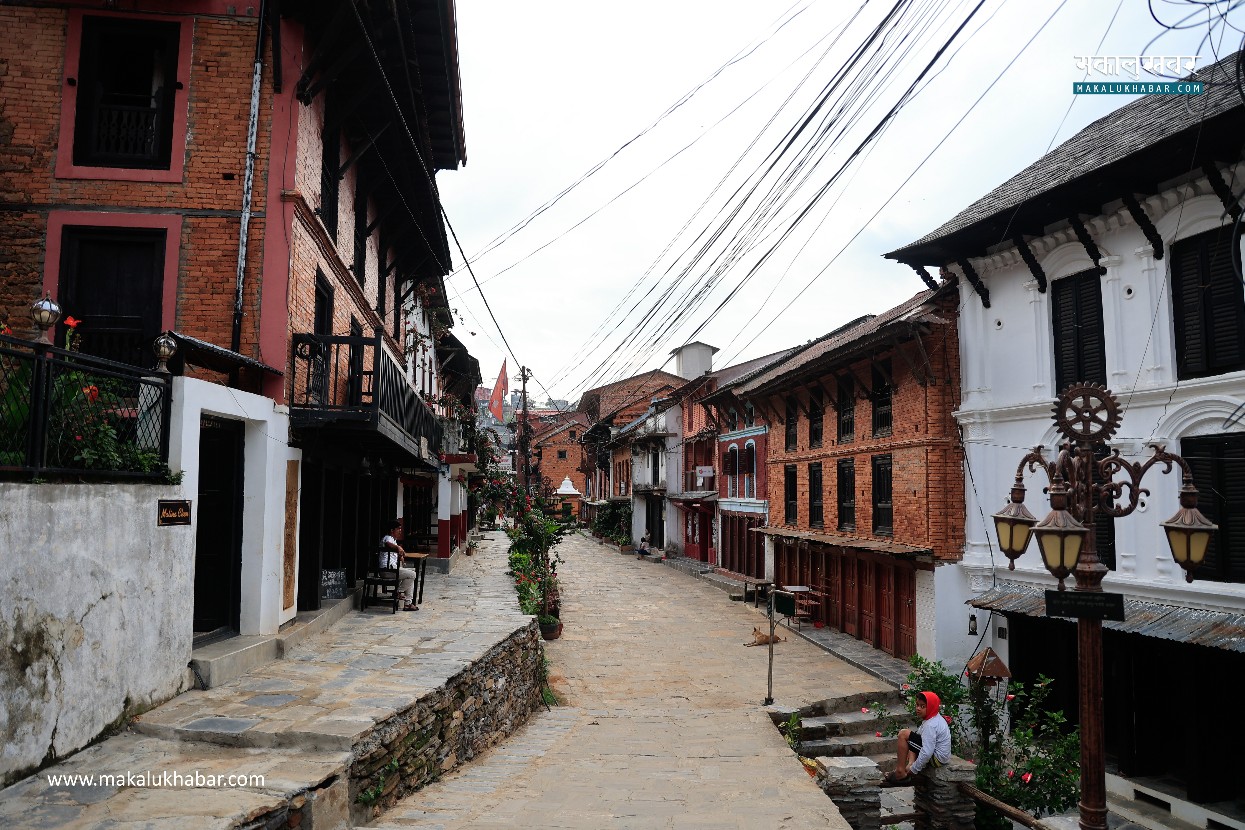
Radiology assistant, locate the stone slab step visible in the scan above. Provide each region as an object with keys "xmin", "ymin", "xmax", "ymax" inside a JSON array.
[
  {"xmin": 1107, "ymin": 793, "xmax": 1204, "ymax": 830},
  {"xmin": 800, "ymin": 733, "xmax": 892, "ymax": 758},
  {"xmin": 190, "ymin": 591, "xmax": 358, "ymax": 689},
  {"xmin": 0, "ymin": 733, "xmax": 350, "ymax": 830},
  {"xmin": 868, "ymin": 752, "xmax": 898, "ymax": 774},
  {"xmin": 801, "ymin": 709, "xmax": 917, "ymax": 739}
]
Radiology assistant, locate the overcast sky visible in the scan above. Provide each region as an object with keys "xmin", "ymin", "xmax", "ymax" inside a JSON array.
[{"xmin": 436, "ymin": 0, "xmax": 1242, "ymax": 404}]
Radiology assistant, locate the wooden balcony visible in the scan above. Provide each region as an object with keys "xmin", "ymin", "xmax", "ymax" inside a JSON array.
[{"xmin": 289, "ymin": 333, "xmax": 440, "ymax": 464}]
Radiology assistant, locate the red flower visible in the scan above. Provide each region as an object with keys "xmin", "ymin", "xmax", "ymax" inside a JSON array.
[
  {"xmin": 874, "ymin": 731, "xmax": 882, "ymax": 737},
  {"xmin": 74, "ymin": 435, "xmax": 83, "ymax": 441},
  {"xmin": 82, "ymin": 385, "xmax": 99, "ymax": 402},
  {"xmin": 861, "ymin": 707, "xmax": 869, "ymax": 714},
  {"xmin": 64, "ymin": 316, "xmax": 81, "ymax": 329},
  {"xmin": 1006, "ymin": 694, "xmax": 1015, "ymax": 701},
  {"xmin": 1007, "ymin": 769, "xmax": 1014, "ymax": 779},
  {"xmin": 1021, "ymin": 772, "xmax": 1033, "ymax": 784},
  {"xmin": 943, "ymin": 715, "xmax": 952, "ymax": 724},
  {"xmin": 1, "ymin": 324, "xmax": 12, "ymax": 336}
]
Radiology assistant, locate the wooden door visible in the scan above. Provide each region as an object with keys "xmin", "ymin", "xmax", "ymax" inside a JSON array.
[
  {"xmin": 194, "ymin": 416, "xmax": 244, "ymax": 636},
  {"xmin": 828, "ymin": 552, "xmax": 841, "ymax": 630},
  {"xmin": 896, "ymin": 566, "xmax": 916, "ymax": 658},
  {"xmin": 842, "ymin": 555, "xmax": 858, "ymax": 637},
  {"xmin": 859, "ymin": 558, "xmax": 876, "ymax": 644},
  {"xmin": 878, "ymin": 562, "xmax": 896, "ymax": 655}
]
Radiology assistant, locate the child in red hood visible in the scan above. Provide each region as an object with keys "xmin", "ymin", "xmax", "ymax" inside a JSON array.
[{"xmin": 883, "ymin": 690, "xmax": 952, "ymax": 786}]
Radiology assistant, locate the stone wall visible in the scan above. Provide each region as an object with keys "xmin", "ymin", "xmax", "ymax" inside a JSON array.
[
  {"xmin": 816, "ymin": 756, "xmax": 881, "ymax": 830},
  {"xmin": 912, "ymin": 757, "xmax": 976, "ymax": 830},
  {"xmin": 0, "ymin": 482, "xmax": 194, "ymax": 786},
  {"xmin": 350, "ymin": 621, "xmax": 545, "ymax": 824}
]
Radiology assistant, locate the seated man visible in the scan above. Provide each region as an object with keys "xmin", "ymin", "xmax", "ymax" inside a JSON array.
[
  {"xmin": 882, "ymin": 690, "xmax": 952, "ymax": 786},
  {"xmin": 380, "ymin": 521, "xmax": 420, "ymax": 612},
  {"xmin": 636, "ymin": 531, "xmax": 651, "ymax": 560}
]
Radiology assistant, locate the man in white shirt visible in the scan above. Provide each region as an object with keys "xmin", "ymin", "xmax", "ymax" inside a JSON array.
[{"xmin": 381, "ymin": 521, "xmax": 420, "ymax": 611}]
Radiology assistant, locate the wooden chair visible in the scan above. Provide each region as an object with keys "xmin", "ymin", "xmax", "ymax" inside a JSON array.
[{"xmin": 362, "ymin": 552, "xmax": 401, "ymax": 614}]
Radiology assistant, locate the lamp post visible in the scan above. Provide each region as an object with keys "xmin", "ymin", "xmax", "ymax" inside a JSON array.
[
  {"xmin": 29, "ymin": 294, "xmax": 62, "ymax": 344},
  {"xmin": 991, "ymin": 384, "xmax": 1216, "ymax": 830}
]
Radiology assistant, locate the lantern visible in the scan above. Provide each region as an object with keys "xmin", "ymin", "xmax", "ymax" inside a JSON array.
[
  {"xmin": 1161, "ymin": 479, "xmax": 1217, "ymax": 583},
  {"xmin": 1031, "ymin": 478, "xmax": 1087, "ymax": 590},
  {"xmin": 992, "ymin": 480, "xmax": 1038, "ymax": 566}
]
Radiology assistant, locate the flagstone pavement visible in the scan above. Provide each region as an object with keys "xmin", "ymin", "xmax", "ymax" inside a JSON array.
[
  {"xmin": 370, "ymin": 532, "xmax": 891, "ymax": 830},
  {"xmin": 0, "ymin": 529, "xmax": 890, "ymax": 829}
]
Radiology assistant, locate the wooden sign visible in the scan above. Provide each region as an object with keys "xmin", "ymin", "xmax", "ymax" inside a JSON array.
[
  {"xmin": 157, "ymin": 499, "xmax": 192, "ymax": 526},
  {"xmin": 1045, "ymin": 589, "xmax": 1125, "ymax": 621}
]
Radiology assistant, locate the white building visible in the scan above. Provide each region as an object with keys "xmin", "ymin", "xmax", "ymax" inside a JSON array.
[{"xmin": 888, "ymin": 55, "xmax": 1245, "ymax": 812}]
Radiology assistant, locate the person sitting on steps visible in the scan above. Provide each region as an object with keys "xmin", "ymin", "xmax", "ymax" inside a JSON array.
[
  {"xmin": 636, "ymin": 531, "xmax": 651, "ymax": 559},
  {"xmin": 882, "ymin": 690, "xmax": 952, "ymax": 787},
  {"xmin": 380, "ymin": 521, "xmax": 420, "ymax": 612}
]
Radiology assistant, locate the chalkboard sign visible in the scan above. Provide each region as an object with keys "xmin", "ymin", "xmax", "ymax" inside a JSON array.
[{"xmin": 321, "ymin": 569, "xmax": 347, "ymax": 600}]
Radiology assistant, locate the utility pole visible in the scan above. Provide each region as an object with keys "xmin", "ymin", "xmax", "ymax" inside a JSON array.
[{"xmin": 518, "ymin": 366, "xmax": 532, "ymax": 493}]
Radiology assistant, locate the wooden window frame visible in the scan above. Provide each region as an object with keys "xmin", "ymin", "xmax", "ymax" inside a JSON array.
[
  {"xmin": 837, "ymin": 458, "xmax": 855, "ymax": 531},
  {"xmin": 808, "ymin": 461, "xmax": 823, "ymax": 528},
  {"xmin": 872, "ymin": 454, "xmax": 893, "ymax": 536}
]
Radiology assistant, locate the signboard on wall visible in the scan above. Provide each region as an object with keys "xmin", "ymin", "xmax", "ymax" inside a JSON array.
[
  {"xmin": 157, "ymin": 500, "xmax": 192, "ymax": 526},
  {"xmin": 695, "ymin": 466, "xmax": 713, "ymax": 478}
]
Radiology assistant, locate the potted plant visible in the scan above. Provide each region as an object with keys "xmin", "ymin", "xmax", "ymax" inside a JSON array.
[{"xmin": 538, "ymin": 613, "xmax": 562, "ymax": 640}]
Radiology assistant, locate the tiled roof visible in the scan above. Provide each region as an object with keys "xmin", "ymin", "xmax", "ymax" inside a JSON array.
[
  {"xmin": 734, "ymin": 288, "xmax": 948, "ymax": 396},
  {"xmin": 888, "ymin": 53, "xmax": 1245, "ymax": 264}
]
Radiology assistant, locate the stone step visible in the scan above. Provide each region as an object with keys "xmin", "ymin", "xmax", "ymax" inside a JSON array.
[
  {"xmin": 800, "ymin": 708, "xmax": 918, "ymax": 739},
  {"xmin": 799, "ymin": 733, "xmax": 892, "ymax": 759},
  {"xmin": 1107, "ymin": 793, "xmax": 1205, "ymax": 830},
  {"xmin": 868, "ymin": 752, "xmax": 898, "ymax": 774}
]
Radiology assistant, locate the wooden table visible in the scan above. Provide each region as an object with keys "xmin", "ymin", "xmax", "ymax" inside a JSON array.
[{"xmin": 404, "ymin": 553, "xmax": 429, "ymax": 606}]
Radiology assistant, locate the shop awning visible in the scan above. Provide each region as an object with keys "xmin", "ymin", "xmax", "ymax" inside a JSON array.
[
  {"xmin": 968, "ymin": 581, "xmax": 1245, "ymax": 654},
  {"xmin": 758, "ymin": 525, "xmax": 932, "ymax": 557}
]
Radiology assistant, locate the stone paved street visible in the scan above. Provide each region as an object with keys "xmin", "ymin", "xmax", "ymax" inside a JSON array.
[{"xmin": 372, "ymin": 531, "xmax": 891, "ymax": 830}]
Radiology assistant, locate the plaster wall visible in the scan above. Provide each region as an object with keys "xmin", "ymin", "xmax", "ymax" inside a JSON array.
[
  {"xmin": 168, "ymin": 377, "xmax": 300, "ymax": 635},
  {"xmin": 954, "ymin": 173, "xmax": 1245, "ymax": 663},
  {"xmin": 0, "ymin": 482, "xmax": 193, "ymax": 786}
]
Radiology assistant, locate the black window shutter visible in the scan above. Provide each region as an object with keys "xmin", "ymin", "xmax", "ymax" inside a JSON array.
[
  {"xmin": 1182, "ymin": 434, "xmax": 1245, "ymax": 582},
  {"xmin": 742, "ymin": 443, "xmax": 754, "ymax": 474},
  {"xmin": 1052, "ymin": 269, "xmax": 1107, "ymax": 391},
  {"xmin": 1172, "ymin": 238, "xmax": 1206, "ymax": 377},
  {"xmin": 1204, "ymin": 231, "xmax": 1245, "ymax": 373},
  {"xmin": 724, "ymin": 448, "xmax": 737, "ymax": 476}
]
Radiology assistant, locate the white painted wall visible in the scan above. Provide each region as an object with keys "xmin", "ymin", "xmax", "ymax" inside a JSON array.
[
  {"xmin": 949, "ymin": 168, "xmax": 1245, "ymax": 665},
  {"xmin": 0, "ymin": 482, "xmax": 194, "ymax": 786},
  {"xmin": 168, "ymin": 377, "xmax": 300, "ymax": 634}
]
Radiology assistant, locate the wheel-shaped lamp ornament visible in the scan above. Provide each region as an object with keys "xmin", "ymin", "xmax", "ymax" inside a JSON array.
[{"xmin": 1052, "ymin": 383, "xmax": 1122, "ymax": 443}]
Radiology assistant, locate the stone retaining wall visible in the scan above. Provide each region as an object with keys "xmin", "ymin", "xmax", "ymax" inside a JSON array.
[{"xmin": 350, "ymin": 620, "xmax": 545, "ymax": 823}]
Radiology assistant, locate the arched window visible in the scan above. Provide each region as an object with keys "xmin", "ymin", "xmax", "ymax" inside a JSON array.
[
  {"xmin": 743, "ymin": 441, "xmax": 756, "ymax": 498},
  {"xmin": 725, "ymin": 444, "xmax": 739, "ymax": 497}
]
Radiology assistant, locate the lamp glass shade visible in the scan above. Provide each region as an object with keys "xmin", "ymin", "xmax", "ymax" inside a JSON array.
[
  {"xmin": 30, "ymin": 296, "xmax": 61, "ymax": 329},
  {"xmin": 1033, "ymin": 509, "xmax": 1087, "ymax": 575},
  {"xmin": 1161, "ymin": 505, "xmax": 1217, "ymax": 570},
  {"xmin": 992, "ymin": 497, "xmax": 1037, "ymax": 559}
]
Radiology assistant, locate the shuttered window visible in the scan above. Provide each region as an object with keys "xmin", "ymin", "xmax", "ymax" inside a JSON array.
[
  {"xmin": 1181, "ymin": 433, "xmax": 1245, "ymax": 583},
  {"xmin": 809, "ymin": 388, "xmax": 824, "ymax": 448},
  {"xmin": 809, "ymin": 462, "xmax": 824, "ymax": 527},
  {"xmin": 784, "ymin": 464, "xmax": 798, "ymax": 525},
  {"xmin": 785, "ymin": 398, "xmax": 798, "ymax": 451},
  {"xmin": 872, "ymin": 362, "xmax": 892, "ymax": 437},
  {"xmin": 837, "ymin": 459, "xmax": 855, "ymax": 531},
  {"xmin": 321, "ymin": 122, "xmax": 340, "ymax": 241},
  {"xmin": 725, "ymin": 446, "xmax": 739, "ymax": 498},
  {"xmin": 1051, "ymin": 269, "xmax": 1107, "ymax": 392},
  {"xmin": 872, "ymin": 454, "xmax": 893, "ymax": 536},
  {"xmin": 1172, "ymin": 226, "xmax": 1245, "ymax": 379},
  {"xmin": 837, "ymin": 376, "xmax": 855, "ymax": 441},
  {"xmin": 742, "ymin": 442, "xmax": 756, "ymax": 499}
]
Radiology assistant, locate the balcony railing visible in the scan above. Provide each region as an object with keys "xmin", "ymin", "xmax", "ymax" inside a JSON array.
[
  {"xmin": 290, "ymin": 333, "xmax": 440, "ymax": 460},
  {"xmin": 632, "ymin": 477, "xmax": 666, "ymax": 492},
  {"xmin": 0, "ymin": 334, "xmax": 171, "ymax": 478},
  {"xmin": 685, "ymin": 470, "xmax": 714, "ymax": 491}
]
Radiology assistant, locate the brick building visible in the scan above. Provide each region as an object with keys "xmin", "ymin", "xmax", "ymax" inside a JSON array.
[
  {"xmin": 733, "ymin": 287, "xmax": 963, "ymax": 660},
  {"xmin": 531, "ymin": 410, "xmax": 589, "ymax": 517},
  {"xmin": 0, "ymin": 0, "xmax": 477, "ymax": 631}
]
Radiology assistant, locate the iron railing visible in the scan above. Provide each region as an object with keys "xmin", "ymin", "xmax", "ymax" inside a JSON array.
[
  {"xmin": 90, "ymin": 100, "xmax": 160, "ymax": 162},
  {"xmin": 0, "ymin": 334, "xmax": 171, "ymax": 478},
  {"xmin": 289, "ymin": 332, "xmax": 441, "ymax": 458}
]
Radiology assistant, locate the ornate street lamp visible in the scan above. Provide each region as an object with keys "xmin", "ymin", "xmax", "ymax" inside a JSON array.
[
  {"xmin": 152, "ymin": 332, "xmax": 178, "ymax": 373},
  {"xmin": 29, "ymin": 294, "xmax": 61, "ymax": 343},
  {"xmin": 989, "ymin": 383, "xmax": 1217, "ymax": 830}
]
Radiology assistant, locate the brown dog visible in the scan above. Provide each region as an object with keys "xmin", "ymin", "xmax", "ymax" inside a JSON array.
[{"xmin": 745, "ymin": 626, "xmax": 787, "ymax": 646}]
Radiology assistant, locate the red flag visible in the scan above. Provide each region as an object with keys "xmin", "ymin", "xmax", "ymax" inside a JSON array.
[{"xmin": 488, "ymin": 360, "xmax": 508, "ymax": 422}]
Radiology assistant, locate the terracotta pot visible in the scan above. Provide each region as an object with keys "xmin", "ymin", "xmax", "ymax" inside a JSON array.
[{"xmin": 539, "ymin": 621, "xmax": 563, "ymax": 641}]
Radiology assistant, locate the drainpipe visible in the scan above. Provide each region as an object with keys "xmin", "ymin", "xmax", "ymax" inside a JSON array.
[{"xmin": 231, "ymin": 0, "xmax": 268, "ymax": 357}]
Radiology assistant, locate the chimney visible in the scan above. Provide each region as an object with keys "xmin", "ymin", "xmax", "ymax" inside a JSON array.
[{"xmin": 670, "ymin": 342, "xmax": 719, "ymax": 380}]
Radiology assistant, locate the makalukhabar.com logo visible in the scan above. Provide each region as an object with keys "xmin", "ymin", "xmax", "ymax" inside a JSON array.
[{"xmin": 1072, "ymin": 55, "xmax": 1203, "ymax": 95}]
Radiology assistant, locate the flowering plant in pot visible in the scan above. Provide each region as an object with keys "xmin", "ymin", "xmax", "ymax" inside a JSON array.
[{"xmin": 537, "ymin": 613, "xmax": 562, "ymax": 640}]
